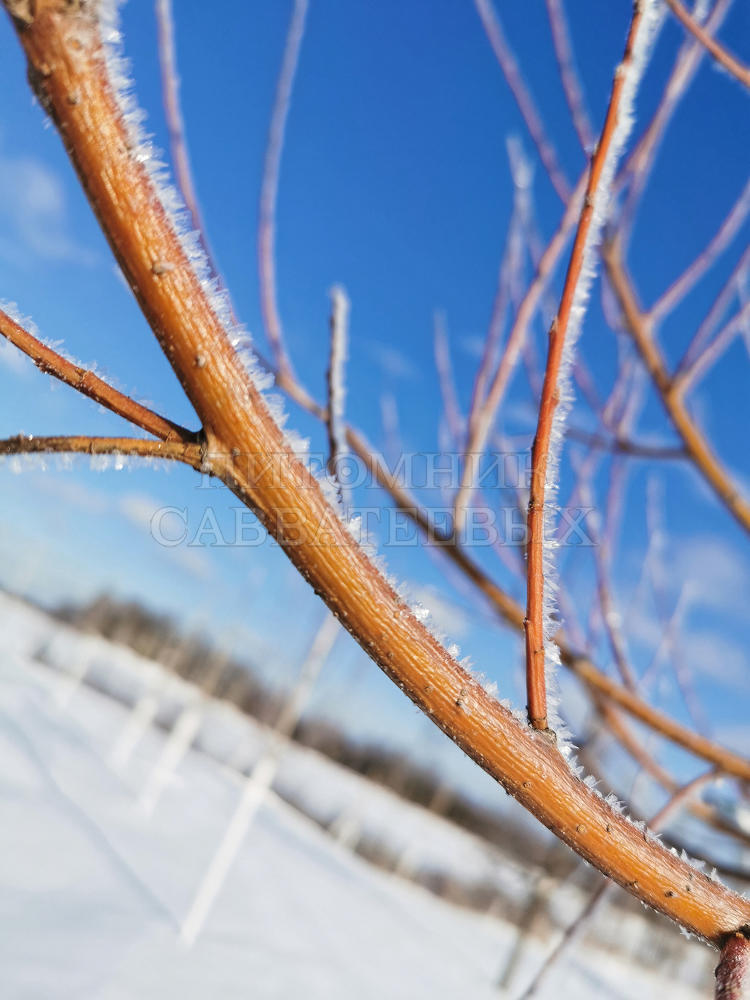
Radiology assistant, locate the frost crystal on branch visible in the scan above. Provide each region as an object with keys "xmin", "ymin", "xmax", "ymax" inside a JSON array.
[{"xmin": 326, "ymin": 285, "xmax": 351, "ymax": 506}]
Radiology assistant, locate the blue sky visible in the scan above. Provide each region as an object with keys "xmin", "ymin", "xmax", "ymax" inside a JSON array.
[{"xmin": 0, "ymin": 1, "xmax": 748, "ymax": 801}]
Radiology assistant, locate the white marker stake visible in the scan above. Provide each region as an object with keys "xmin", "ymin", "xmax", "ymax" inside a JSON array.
[
  {"xmin": 55, "ymin": 646, "xmax": 94, "ymax": 710},
  {"xmin": 109, "ymin": 625, "xmax": 202, "ymax": 773},
  {"xmin": 139, "ymin": 704, "xmax": 203, "ymax": 816},
  {"xmin": 139, "ymin": 645, "xmax": 233, "ymax": 815},
  {"xmin": 109, "ymin": 692, "xmax": 161, "ymax": 773},
  {"xmin": 179, "ymin": 752, "xmax": 278, "ymax": 948},
  {"xmin": 180, "ymin": 614, "xmax": 339, "ymax": 947}
]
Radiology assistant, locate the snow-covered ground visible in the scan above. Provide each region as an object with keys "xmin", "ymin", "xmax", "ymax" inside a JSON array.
[{"xmin": 0, "ymin": 592, "xmax": 714, "ymax": 997}]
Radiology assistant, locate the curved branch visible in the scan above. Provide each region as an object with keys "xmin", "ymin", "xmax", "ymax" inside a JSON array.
[
  {"xmin": 0, "ymin": 307, "xmax": 197, "ymax": 444},
  {"xmin": 6, "ymin": 0, "xmax": 750, "ymax": 944},
  {"xmin": 605, "ymin": 243, "xmax": 750, "ymax": 534}
]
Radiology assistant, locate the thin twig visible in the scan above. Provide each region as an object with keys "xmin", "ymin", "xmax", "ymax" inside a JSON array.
[
  {"xmin": 565, "ymin": 426, "xmax": 686, "ymax": 459},
  {"xmin": 258, "ymin": 0, "xmax": 309, "ymax": 380},
  {"xmin": 453, "ymin": 169, "xmax": 587, "ymax": 525},
  {"xmin": 676, "ymin": 243, "xmax": 750, "ymax": 377},
  {"xmin": 0, "ymin": 434, "xmax": 203, "ymax": 467},
  {"xmin": 615, "ymin": 0, "xmax": 731, "ymax": 241},
  {"xmin": 463, "ymin": 139, "xmax": 529, "ymax": 454},
  {"xmin": 473, "ymin": 0, "xmax": 572, "ymax": 203},
  {"xmin": 544, "ymin": 0, "xmax": 595, "ymax": 152},
  {"xmin": 433, "ymin": 311, "xmax": 464, "ymax": 451},
  {"xmin": 525, "ymin": 5, "xmax": 653, "ymax": 731},
  {"xmin": 665, "ymin": 0, "xmax": 750, "ymax": 88},
  {"xmin": 0, "ymin": 307, "xmax": 197, "ymax": 444},
  {"xmin": 649, "ymin": 177, "xmax": 750, "ymax": 323},
  {"xmin": 676, "ymin": 300, "xmax": 750, "ymax": 391},
  {"xmin": 345, "ymin": 424, "xmax": 750, "ymax": 782},
  {"xmin": 155, "ymin": 0, "xmax": 209, "ymax": 255}
]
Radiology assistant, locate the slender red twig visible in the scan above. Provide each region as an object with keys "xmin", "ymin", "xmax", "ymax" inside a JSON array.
[
  {"xmin": 665, "ymin": 0, "xmax": 750, "ymax": 89},
  {"xmin": 0, "ymin": 307, "xmax": 197, "ymax": 444},
  {"xmin": 525, "ymin": 5, "xmax": 652, "ymax": 731}
]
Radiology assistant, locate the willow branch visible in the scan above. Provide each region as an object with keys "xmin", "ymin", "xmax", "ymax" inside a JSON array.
[
  {"xmin": 9, "ymin": 0, "xmax": 750, "ymax": 943},
  {"xmin": 0, "ymin": 433, "xmax": 203, "ymax": 467},
  {"xmin": 665, "ymin": 0, "xmax": 750, "ymax": 89},
  {"xmin": 0, "ymin": 306, "xmax": 197, "ymax": 444},
  {"xmin": 605, "ymin": 242, "xmax": 750, "ymax": 533},
  {"xmin": 596, "ymin": 699, "xmax": 749, "ymax": 848}
]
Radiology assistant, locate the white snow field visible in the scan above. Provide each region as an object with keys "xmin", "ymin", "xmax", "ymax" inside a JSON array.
[{"xmin": 0, "ymin": 591, "xmax": 714, "ymax": 998}]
